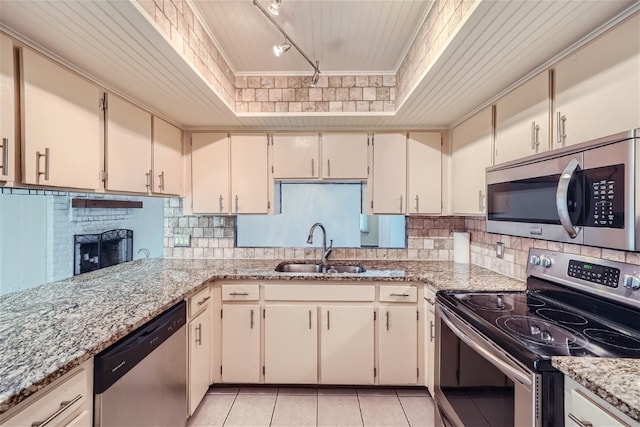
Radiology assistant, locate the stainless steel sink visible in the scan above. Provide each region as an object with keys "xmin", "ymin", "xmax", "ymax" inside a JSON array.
[{"xmin": 274, "ymin": 262, "xmax": 366, "ymax": 274}]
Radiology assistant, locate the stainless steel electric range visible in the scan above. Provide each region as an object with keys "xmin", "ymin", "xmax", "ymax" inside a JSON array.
[{"xmin": 434, "ymin": 248, "xmax": 640, "ymax": 427}]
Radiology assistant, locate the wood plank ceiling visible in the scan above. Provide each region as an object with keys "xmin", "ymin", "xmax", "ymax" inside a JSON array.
[{"xmin": 0, "ymin": 0, "xmax": 637, "ymax": 129}]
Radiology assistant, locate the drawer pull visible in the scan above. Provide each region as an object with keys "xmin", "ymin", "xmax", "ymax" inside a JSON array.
[
  {"xmin": 197, "ymin": 296, "xmax": 211, "ymax": 306},
  {"xmin": 229, "ymin": 292, "xmax": 249, "ymax": 296},
  {"xmin": 390, "ymin": 293, "xmax": 410, "ymax": 297},
  {"xmin": 425, "ymin": 297, "xmax": 435, "ymax": 305},
  {"xmin": 32, "ymin": 394, "xmax": 82, "ymax": 427},
  {"xmin": 567, "ymin": 413, "xmax": 593, "ymax": 427}
]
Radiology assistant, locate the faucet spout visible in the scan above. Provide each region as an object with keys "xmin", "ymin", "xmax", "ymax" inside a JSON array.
[{"xmin": 306, "ymin": 223, "xmax": 332, "ymax": 265}]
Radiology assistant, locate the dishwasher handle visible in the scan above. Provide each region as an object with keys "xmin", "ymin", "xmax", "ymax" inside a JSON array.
[{"xmin": 94, "ymin": 301, "xmax": 186, "ymax": 394}]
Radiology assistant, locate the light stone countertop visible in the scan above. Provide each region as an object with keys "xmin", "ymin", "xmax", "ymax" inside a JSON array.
[{"xmin": 552, "ymin": 357, "xmax": 640, "ymax": 422}]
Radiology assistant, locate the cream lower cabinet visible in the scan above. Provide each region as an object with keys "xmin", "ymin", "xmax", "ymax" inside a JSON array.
[
  {"xmin": 424, "ymin": 287, "xmax": 437, "ymax": 397},
  {"xmin": 188, "ymin": 287, "xmax": 212, "ymax": 416},
  {"xmin": 221, "ymin": 303, "xmax": 261, "ymax": 383},
  {"xmin": 554, "ymin": 13, "xmax": 640, "ymax": 148},
  {"xmin": 320, "ymin": 305, "xmax": 375, "ymax": 385},
  {"xmin": 378, "ymin": 305, "xmax": 418, "ymax": 385},
  {"xmin": 564, "ymin": 377, "xmax": 634, "ymax": 426},
  {"xmin": 0, "ymin": 34, "xmax": 16, "ymax": 185},
  {"xmin": 264, "ymin": 305, "xmax": 317, "ymax": 384}
]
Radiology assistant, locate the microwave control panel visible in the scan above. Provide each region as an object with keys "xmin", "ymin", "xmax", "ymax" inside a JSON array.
[{"xmin": 584, "ymin": 164, "xmax": 624, "ymax": 228}]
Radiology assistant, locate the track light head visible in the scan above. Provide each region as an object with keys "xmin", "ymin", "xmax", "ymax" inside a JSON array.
[
  {"xmin": 268, "ymin": 0, "xmax": 282, "ymax": 16},
  {"xmin": 273, "ymin": 39, "xmax": 291, "ymax": 57},
  {"xmin": 311, "ymin": 61, "xmax": 320, "ymax": 87}
]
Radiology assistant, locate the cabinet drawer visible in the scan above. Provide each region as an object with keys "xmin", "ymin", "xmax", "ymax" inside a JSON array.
[
  {"xmin": 568, "ymin": 389, "xmax": 629, "ymax": 427},
  {"xmin": 222, "ymin": 284, "xmax": 260, "ymax": 301},
  {"xmin": 188, "ymin": 286, "xmax": 211, "ymax": 317},
  {"xmin": 2, "ymin": 368, "xmax": 88, "ymax": 427},
  {"xmin": 264, "ymin": 285, "xmax": 375, "ymax": 301},
  {"xmin": 379, "ymin": 286, "xmax": 417, "ymax": 302}
]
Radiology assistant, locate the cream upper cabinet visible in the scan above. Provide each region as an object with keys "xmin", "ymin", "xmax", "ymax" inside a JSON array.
[
  {"xmin": 378, "ymin": 305, "xmax": 418, "ymax": 385},
  {"xmin": 221, "ymin": 304, "xmax": 261, "ymax": 383},
  {"xmin": 191, "ymin": 132, "xmax": 230, "ymax": 214},
  {"xmin": 230, "ymin": 133, "xmax": 269, "ymax": 214},
  {"xmin": 153, "ymin": 117, "xmax": 183, "ymax": 196},
  {"xmin": 321, "ymin": 133, "xmax": 369, "ymax": 179},
  {"xmin": 21, "ymin": 48, "xmax": 102, "ymax": 190},
  {"xmin": 451, "ymin": 106, "xmax": 493, "ymax": 215},
  {"xmin": 188, "ymin": 300, "xmax": 211, "ymax": 416},
  {"xmin": 554, "ymin": 13, "xmax": 640, "ymax": 147},
  {"xmin": 271, "ymin": 133, "xmax": 319, "ymax": 179},
  {"xmin": 371, "ymin": 133, "xmax": 407, "ymax": 214},
  {"xmin": 104, "ymin": 94, "xmax": 152, "ymax": 193},
  {"xmin": 0, "ymin": 34, "xmax": 16, "ymax": 184},
  {"xmin": 407, "ymin": 132, "xmax": 441, "ymax": 215},
  {"xmin": 495, "ymin": 71, "xmax": 550, "ymax": 164},
  {"xmin": 264, "ymin": 305, "xmax": 317, "ymax": 384},
  {"xmin": 319, "ymin": 305, "xmax": 375, "ymax": 385}
]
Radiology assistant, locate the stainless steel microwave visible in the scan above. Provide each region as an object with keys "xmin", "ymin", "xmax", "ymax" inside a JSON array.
[{"xmin": 486, "ymin": 129, "xmax": 639, "ymax": 251}]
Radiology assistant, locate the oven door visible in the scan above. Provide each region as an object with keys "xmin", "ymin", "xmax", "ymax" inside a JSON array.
[
  {"xmin": 435, "ymin": 304, "xmax": 540, "ymax": 427},
  {"xmin": 486, "ymin": 152, "xmax": 585, "ymax": 244}
]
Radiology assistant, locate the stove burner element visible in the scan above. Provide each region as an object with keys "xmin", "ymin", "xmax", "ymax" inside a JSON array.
[
  {"xmin": 463, "ymin": 294, "xmax": 514, "ymax": 312},
  {"xmin": 526, "ymin": 295, "xmax": 546, "ymax": 307},
  {"xmin": 536, "ymin": 308, "xmax": 588, "ymax": 325},
  {"xmin": 496, "ymin": 316, "xmax": 588, "ymax": 349},
  {"xmin": 583, "ymin": 329, "xmax": 640, "ymax": 351}
]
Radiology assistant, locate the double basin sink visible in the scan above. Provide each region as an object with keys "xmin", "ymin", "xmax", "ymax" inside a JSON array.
[{"xmin": 275, "ymin": 262, "xmax": 366, "ymax": 274}]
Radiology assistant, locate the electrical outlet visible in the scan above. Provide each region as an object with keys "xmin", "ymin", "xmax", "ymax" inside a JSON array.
[
  {"xmin": 173, "ymin": 234, "xmax": 191, "ymax": 247},
  {"xmin": 496, "ymin": 242, "xmax": 505, "ymax": 259}
]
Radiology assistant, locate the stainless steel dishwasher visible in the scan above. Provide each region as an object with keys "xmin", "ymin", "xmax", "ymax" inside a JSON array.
[{"xmin": 94, "ymin": 301, "xmax": 187, "ymax": 427}]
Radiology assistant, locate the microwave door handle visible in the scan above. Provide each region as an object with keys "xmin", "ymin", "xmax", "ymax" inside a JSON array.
[{"xmin": 556, "ymin": 159, "xmax": 581, "ymax": 239}]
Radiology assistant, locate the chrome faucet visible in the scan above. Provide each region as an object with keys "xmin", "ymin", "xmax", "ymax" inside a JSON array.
[
  {"xmin": 137, "ymin": 248, "xmax": 150, "ymax": 259},
  {"xmin": 306, "ymin": 223, "xmax": 333, "ymax": 265}
]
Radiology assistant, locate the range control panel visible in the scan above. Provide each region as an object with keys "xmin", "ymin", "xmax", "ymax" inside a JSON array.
[{"xmin": 568, "ymin": 259, "xmax": 620, "ymax": 288}]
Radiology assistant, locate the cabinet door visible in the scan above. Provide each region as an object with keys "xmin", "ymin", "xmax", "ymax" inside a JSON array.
[
  {"xmin": 451, "ymin": 107, "xmax": 493, "ymax": 215},
  {"xmin": 272, "ymin": 133, "xmax": 319, "ymax": 178},
  {"xmin": 153, "ymin": 117, "xmax": 183, "ymax": 195},
  {"xmin": 189, "ymin": 307, "xmax": 211, "ymax": 416},
  {"xmin": 554, "ymin": 14, "xmax": 640, "ymax": 147},
  {"xmin": 424, "ymin": 289, "xmax": 436, "ymax": 397},
  {"xmin": 322, "ymin": 133, "xmax": 368, "ymax": 179},
  {"xmin": 378, "ymin": 305, "xmax": 418, "ymax": 385},
  {"xmin": 495, "ymin": 71, "xmax": 549, "ymax": 164},
  {"xmin": 21, "ymin": 48, "xmax": 102, "ymax": 189},
  {"xmin": 230, "ymin": 133, "xmax": 269, "ymax": 214},
  {"xmin": 320, "ymin": 305, "xmax": 374, "ymax": 385},
  {"xmin": 264, "ymin": 305, "xmax": 317, "ymax": 384},
  {"xmin": 568, "ymin": 389, "xmax": 628, "ymax": 427},
  {"xmin": 407, "ymin": 132, "xmax": 441, "ymax": 214},
  {"xmin": 372, "ymin": 133, "xmax": 407, "ymax": 214},
  {"xmin": 0, "ymin": 34, "xmax": 15, "ymax": 184},
  {"xmin": 221, "ymin": 304, "xmax": 260, "ymax": 383},
  {"xmin": 192, "ymin": 132, "xmax": 229, "ymax": 214},
  {"xmin": 104, "ymin": 94, "xmax": 152, "ymax": 193}
]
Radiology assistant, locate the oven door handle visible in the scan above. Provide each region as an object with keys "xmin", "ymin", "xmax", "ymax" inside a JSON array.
[
  {"xmin": 556, "ymin": 158, "xmax": 581, "ymax": 239},
  {"xmin": 438, "ymin": 304, "xmax": 533, "ymax": 387}
]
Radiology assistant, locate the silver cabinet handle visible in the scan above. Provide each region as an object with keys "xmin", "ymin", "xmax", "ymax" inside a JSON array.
[
  {"xmin": 478, "ymin": 190, "xmax": 484, "ymax": 212},
  {"xmin": 36, "ymin": 148, "xmax": 50, "ymax": 182},
  {"xmin": 31, "ymin": 394, "xmax": 82, "ymax": 427},
  {"xmin": 308, "ymin": 310, "xmax": 312, "ymax": 330},
  {"xmin": 327, "ymin": 159, "xmax": 331, "ymax": 177},
  {"xmin": 158, "ymin": 171, "xmax": 165, "ymax": 191},
  {"xmin": 430, "ymin": 320, "xmax": 435, "ymax": 342},
  {"xmin": 556, "ymin": 111, "xmax": 566, "ymax": 146},
  {"xmin": 0, "ymin": 137, "xmax": 7, "ymax": 175},
  {"xmin": 556, "ymin": 158, "xmax": 581, "ymax": 239},
  {"xmin": 311, "ymin": 158, "xmax": 315, "ymax": 176},
  {"xmin": 399, "ymin": 195, "xmax": 403, "ymax": 212},
  {"xmin": 425, "ymin": 297, "xmax": 435, "ymax": 305},
  {"xmin": 567, "ymin": 413, "xmax": 593, "ymax": 427},
  {"xmin": 327, "ymin": 310, "xmax": 330, "ymax": 330},
  {"xmin": 145, "ymin": 169, "xmax": 152, "ymax": 190},
  {"xmin": 235, "ymin": 195, "xmax": 239, "ymax": 213},
  {"xmin": 219, "ymin": 195, "xmax": 224, "ymax": 213},
  {"xmin": 195, "ymin": 323, "xmax": 202, "ymax": 345},
  {"xmin": 250, "ymin": 309, "xmax": 254, "ymax": 329},
  {"xmin": 414, "ymin": 195, "xmax": 419, "ymax": 213},
  {"xmin": 229, "ymin": 292, "xmax": 249, "ymax": 296},
  {"xmin": 197, "ymin": 296, "xmax": 211, "ymax": 306},
  {"xmin": 385, "ymin": 311, "xmax": 390, "ymax": 331},
  {"xmin": 531, "ymin": 121, "xmax": 540, "ymax": 150}
]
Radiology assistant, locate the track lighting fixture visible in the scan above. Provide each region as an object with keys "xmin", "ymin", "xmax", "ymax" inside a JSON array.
[
  {"xmin": 267, "ymin": 0, "xmax": 282, "ymax": 16},
  {"xmin": 253, "ymin": 0, "xmax": 321, "ymax": 85},
  {"xmin": 273, "ymin": 38, "xmax": 291, "ymax": 57}
]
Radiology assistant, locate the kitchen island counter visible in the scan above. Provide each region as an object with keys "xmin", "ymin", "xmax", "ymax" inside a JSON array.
[{"xmin": 0, "ymin": 258, "xmax": 523, "ymax": 414}]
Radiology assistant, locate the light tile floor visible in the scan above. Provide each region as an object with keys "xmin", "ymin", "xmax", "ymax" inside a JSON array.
[{"xmin": 188, "ymin": 386, "xmax": 436, "ymax": 427}]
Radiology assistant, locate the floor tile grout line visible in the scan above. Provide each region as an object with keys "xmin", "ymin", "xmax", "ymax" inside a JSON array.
[
  {"xmin": 356, "ymin": 390, "xmax": 365, "ymax": 427},
  {"xmin": 220, "ymin": 389, "xmax": 240, "ymax": 427},
  {"xmin": 267, "ymin": 388, "xmax": 280, "ymax": 427},
  {"xmin": 395, "ymin": 391, "xmax": 413, "ymax": 427}
]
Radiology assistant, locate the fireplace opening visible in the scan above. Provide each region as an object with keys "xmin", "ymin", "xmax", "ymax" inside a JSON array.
[{"xmin": 74, "ymin": 229, "xmax": 133, "ymax": 275}]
